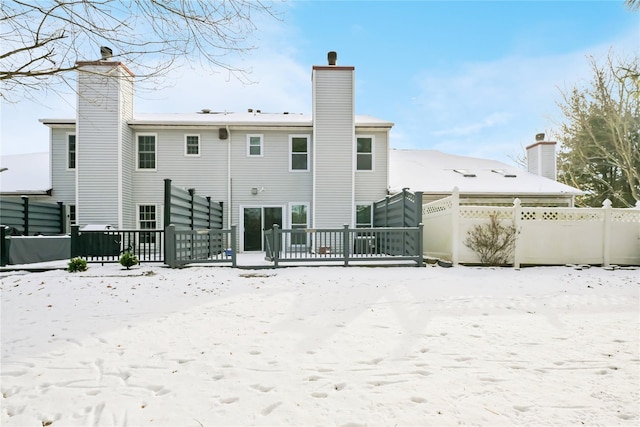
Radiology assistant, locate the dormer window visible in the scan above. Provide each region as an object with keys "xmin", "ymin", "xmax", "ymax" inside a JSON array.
[
  {"xmin": 491, "ymin": 169, "xmax": 517, "ymax": 178},
  {"xmin": 453, "ymin": 169, "xmax": 476, "ymax": 177}
]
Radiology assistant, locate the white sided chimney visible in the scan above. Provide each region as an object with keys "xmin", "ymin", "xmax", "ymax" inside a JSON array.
[{"xmin": 526, "ymin": 133, "xmax": 557, "ymax": 180}]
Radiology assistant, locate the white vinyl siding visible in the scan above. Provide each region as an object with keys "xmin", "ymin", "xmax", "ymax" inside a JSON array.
[
  {"xmin": 132, "ymin": 128, "xmax": 229, "ymax": 222},
  {"xmin": 119, "ymin": 71, "xmax": 135, "ymax": 228},
  {"xmin": 136, "ymin": 133, "xmax": 157, "ymax": 170},
  {"xmin": 313, "ymin": 67, "xmax": 355, "ymax": 228},
  {"xmin": 228, "ymin": 129, "xmax": 313, "ymax": 230},
  {"xmin": 76, "ymin": 65, "xmax": 126, "ymax": 226},
  {"xmin": 354, "ymin": 130, "xmax": 389, "ymax": 202},
  {"xmin": 289, "ymin": 135, "xmax": 309, "ymax": 172},
  {"xmin": 247, "ymin": 134, "xmax": 263, "ymax": 157},
  {"xmin": 50, "ymin": 127, "xmax": 77, "ymax": 207},
  {"xmin": 185, "ymin": 134, "xmax": 200, "ymax": 156}
]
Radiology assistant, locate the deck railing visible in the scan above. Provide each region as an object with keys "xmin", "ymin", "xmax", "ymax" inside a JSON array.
[
  {"xmin": 70, "ymin": 226, "xmax": 165, "ymax": 263},
  {"xmin": 165, "ymin": 225, "xmax": 237, "ymax": 268},
  {"xmin": 265, "ymin": 224, "xmax": 423, "ymax": 267}
]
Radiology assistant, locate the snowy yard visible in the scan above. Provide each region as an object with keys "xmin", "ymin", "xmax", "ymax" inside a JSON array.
[{"xmin": 1, "ymin": 263, "xmax": 638, "ymax": 426}]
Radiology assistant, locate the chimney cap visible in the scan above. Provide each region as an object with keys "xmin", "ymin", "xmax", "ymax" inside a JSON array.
[
  {"xmin": 100, "ymin": 46, "xmax": 113, "ymax": 60},
  {"xmin": 328, "ymin": 51, "xmax": 337, "ymax": 66}
]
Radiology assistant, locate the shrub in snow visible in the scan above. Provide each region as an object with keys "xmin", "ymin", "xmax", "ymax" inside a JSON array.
[
  {"xmin": 464, "ymin": 212, "xmax": 517, "ymax": 266},
  {"xmin": 67, "ymin": 257, "xmax": 88, "ymax": 272},
  {"xmin": 119, "ymin": 251, "xmax": 139, "ymax": 269}
]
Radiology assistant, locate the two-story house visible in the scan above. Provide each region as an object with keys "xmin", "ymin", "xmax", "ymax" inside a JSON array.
[{"xmin": 41, "ymin": 52, "xmax": 393, "ymax": 252}]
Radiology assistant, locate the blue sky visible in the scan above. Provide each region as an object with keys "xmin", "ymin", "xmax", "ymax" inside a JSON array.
[{"xmin": 1, "ymin": 0, "xmax": 638, "ymax": 165}]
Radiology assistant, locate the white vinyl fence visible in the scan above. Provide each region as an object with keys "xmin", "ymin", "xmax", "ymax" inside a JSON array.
[{"xmin": 422, "ymin": 188, "xmax": 640, "ymax": 267}]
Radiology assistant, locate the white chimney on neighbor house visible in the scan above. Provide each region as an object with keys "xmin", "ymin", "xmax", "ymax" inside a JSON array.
[{"xmin": 526, "ymin": 133, "xmax": 557, "ymax": 180}]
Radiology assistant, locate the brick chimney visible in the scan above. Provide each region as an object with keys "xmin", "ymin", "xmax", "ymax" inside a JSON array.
[{"xmin": 526, "ymin": 133, "xmax": 557, "ymax": 180}]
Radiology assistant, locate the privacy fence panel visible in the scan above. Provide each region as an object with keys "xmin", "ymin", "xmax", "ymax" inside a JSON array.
[
  {"xmin": 421, "ymin": 188, "xmax": 640, "ymax": 267},
  {"xmin": 515, "ymin": 206, "xmax": 605, "ymax": 266},
  {"xmin": 421, "ymin": 195, "xmax": 455, "ymax": 261},
  {"xmin": 0, "ymin": 196, "xmax": 65, "ymax": 235},
  {"xmin": 374, "ymin": 189, "xmax": 423, "ymax": 256},
  {"xmin": 163, "ymin": 179, "xmax": 230, "ymax": 267},
  {"xmin": 163, "ymin": 179, "xmax": 224, "ymax": 231}
]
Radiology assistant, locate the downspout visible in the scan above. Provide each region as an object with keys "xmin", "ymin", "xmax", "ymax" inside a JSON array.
[
  {"xmin": 226, "ymin": 124, "xmax": 232, "ymax": 229},
  {"xmin": 311, "ymin": 70, "xmax": 317, "ymax": 229}
]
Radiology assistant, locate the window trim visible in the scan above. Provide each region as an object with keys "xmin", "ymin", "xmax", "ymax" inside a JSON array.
[
  {"xmin": 356, "ymin": 135, "xmax": 375, "ymax": 172},
  {"xmin": 289, "ymin": 135, "xmax": 310, "ymax": 172},
  {"xmin": 246, "ymin": 134, "xmax": 264, "ymax": 157},
  {"xmin": 184, "ymin": 134, "xmax": 201, "ymax": 157},
  {"xmin": 137, "ymin": 203, "xmax": 159, "ymax": 245},
  {"xmin": 135, "ymin": 133, "xmax": 158, "ymax": 171},
  {"xmin": 289, "ymin": 202, "xmax": 310, "ymax": 247},
  {"xmin": 67, "ymin": 133, "xmax": 76, "ymax": 170}
]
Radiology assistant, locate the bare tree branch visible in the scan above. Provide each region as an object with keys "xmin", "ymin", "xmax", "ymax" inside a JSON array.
[
  {"xmin": 556, "ymin": 51, "xmax": 640, "ymax": 207},
  {"xmin": 0, "ymin": 0, "xmax": 281, "ymax": 101}
]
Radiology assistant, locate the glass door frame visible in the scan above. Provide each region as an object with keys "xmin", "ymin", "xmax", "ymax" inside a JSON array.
[{"xmin": 239, "ymin": 205, "xmax": 285, "ymax": 252}]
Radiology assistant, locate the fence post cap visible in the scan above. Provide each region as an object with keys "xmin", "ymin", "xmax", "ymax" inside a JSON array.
[
  {"xmin": 513, "ymin": 198, "xmax": 521, "ymax": 207},
  {"xmin": 635, "ymin": 200, "xmax": 640, "ymax": 209},
  {"xmin": 602, "ymin": 199, "xmax": 612, "ymax": 208}
]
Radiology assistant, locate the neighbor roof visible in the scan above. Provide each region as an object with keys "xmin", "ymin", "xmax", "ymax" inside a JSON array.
[
  {"xmin": 389, "ymin": 149, "xmax": 583, "ymax": 196},
  {"xmin": 0, "ymin": 152, "xmax": 51, "ymax": 195}
]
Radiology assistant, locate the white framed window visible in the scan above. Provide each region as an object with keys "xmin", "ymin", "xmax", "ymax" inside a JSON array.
[
  {"xmin": 67, "ymin": 133, "xmax": 76, "ymax": 169},
  {"xmin": 289, "ymin": 135, "xmax": 309, "ymax": 171},
  {"xmin": 247, "ymin": 134, "xmax": 263, "ymax": 157},
  {"xmin": 137, "ymin": 204, "xmax": 157, "ymax": 244},
  {"xmin": 356, "ymin": 136, "xmax": 374, "ymax": 171},
  {"xmin": 356, "ymin": 204, "xmax": 373, "ymax": 228},
  {"xmin": 136, "ymin": 133, "xmax": 157, "ymax": 170},
  {"xmin": 184, "ymin": 134, "xmax": 200, "ymax": 156},
  {"xmin": 289, "ymin": 203, "xmax": 309, "ymax": 246}
]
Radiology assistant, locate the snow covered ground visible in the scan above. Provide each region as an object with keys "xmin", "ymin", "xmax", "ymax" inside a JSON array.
[{"xmin": 1, "ymin": 263, "xmax": 638, "ymax": 426}]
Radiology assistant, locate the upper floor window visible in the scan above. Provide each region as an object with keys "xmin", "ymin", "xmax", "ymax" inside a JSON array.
[
  {"xmin": 137, "ymin": 134, "xmax": 156, "ymax": 170},
  {"xmin": 185, "ymin": 134, "xmax": 200, "ymax": 156},
  {"xmin": 356, "ymin": 136, "xmax": 373, "ymax": 171},
  {"xmin": 67, "ymin": 134, "xmax": 76, "ymax": 169},
  {"xmin": 290, "ymin": 135, "xmax": 309, "ymax": 171},
  {"xmin": 247, "ymin": 134, "xmax": 263, "ymax": 157}
]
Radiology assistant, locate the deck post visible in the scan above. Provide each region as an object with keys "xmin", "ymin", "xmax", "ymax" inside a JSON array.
[
  {"xmin": 230, "ymin": 225, "xmax": 237, "ymax": 268},
  {"xmin": 417, "ymin": 223, "xmax": 424, "ymax": 266},
  {"xmin": 273, "ymin": 224, "xmax": 280, "ymax": 268},
  {"xmin": 343, "ymin": 224, "xmax": 350, "ymax": 266},
  {"xmin": 165, "ymin": 225, "xmax": 177, "ymax": 268}
]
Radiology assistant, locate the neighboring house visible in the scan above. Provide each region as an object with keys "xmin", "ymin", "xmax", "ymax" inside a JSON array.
[
  {"xmin": 0, "ymin": 152, "xmax": 52, "ymax": 199},
  {"xmin": 389, "ymin": 140, "xmax": 583, "ymax": 207},
  {"xmin": 41, "ymin": 52, "xmax": 392, "ymax": 252}
]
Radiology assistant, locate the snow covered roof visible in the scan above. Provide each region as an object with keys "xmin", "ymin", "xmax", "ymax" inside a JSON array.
[
  {"xmin": 389, "ymin": 149, "xmax": 583, "ymax": 196},
  {"xmin": 0, "ymin": 152, "xmax": 51, "ymax": 194},
  {"xmin": 41, "ymin": 113, "xmax": 394, "ymax": 129}
]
